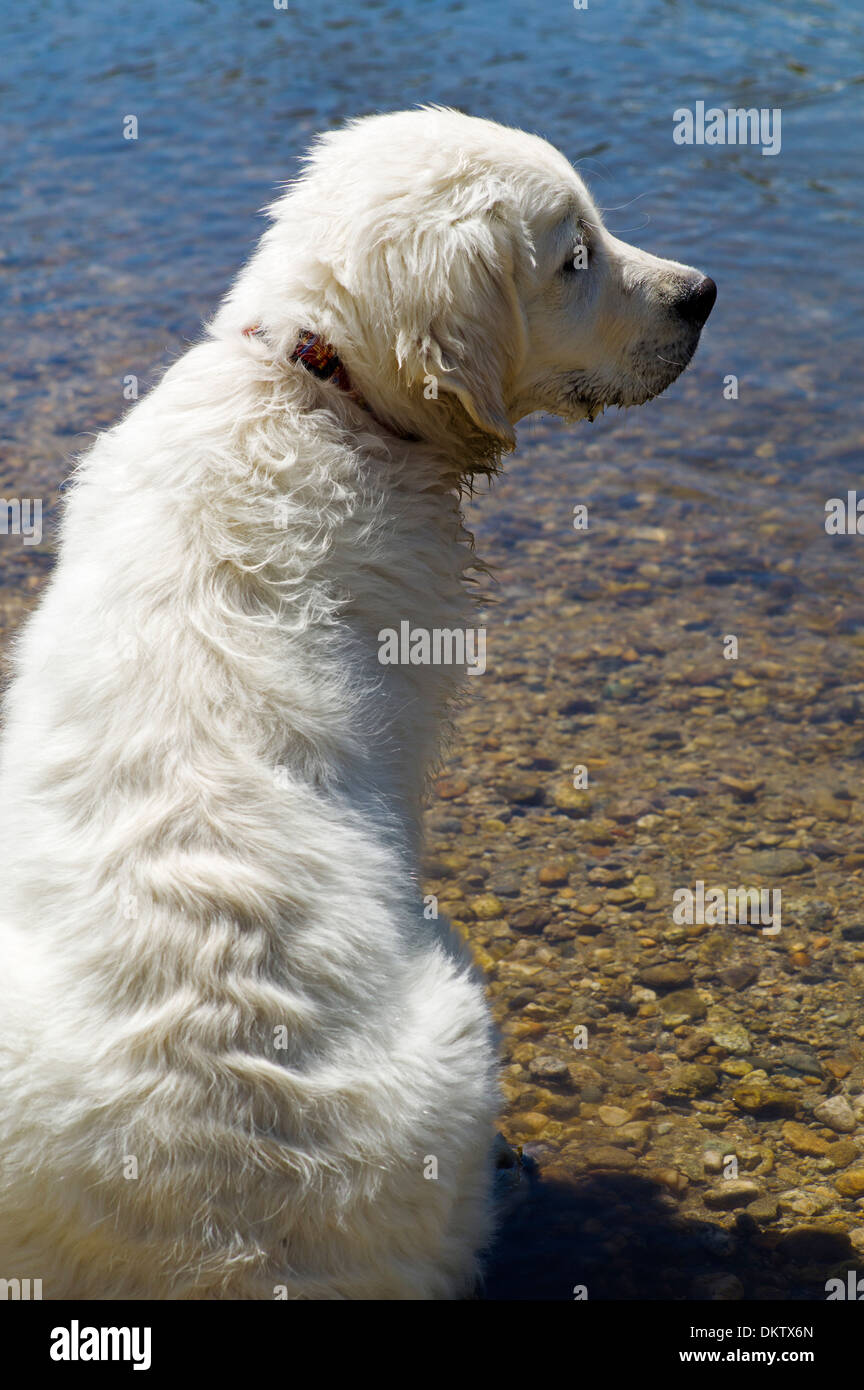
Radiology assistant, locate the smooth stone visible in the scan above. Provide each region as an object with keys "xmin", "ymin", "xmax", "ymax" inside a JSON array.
[
  {"xmin": 777, "ymin": 1049, "xmax": 824, "ymax": 1079},
  {"xmin": 597, "ymin": 1105, "xmax": 631, "ymax": 1128},
  {"xmin": 511, "ymin": 1111, "xmax": 552, "ymax": 1136},
  {"xmin": 582, "ymin": 1145, "xmax": 637, "ymax": 1171},
  {"xmin": 704, "ymin": 1179, "xmax": 762, "ymax": 1210},
  {"xmin": 835, "ymin": 1169, "xmax": 864, "ymax": 1198},
  {"xmin": 486, "ymin": 873, "xmax": 521, "ymax": 897},
  {"xmin": 718, "ymin": 963, "xmax": 759, "ymax": 990},
  {"xmin": 538, "ymin": 861, "xmax": 570, "ymax": 886},
  {"xmin": 743, "ymin": 849, "xmax": 809, "ymax": 877},
  {"xmin": 813, "ymin": 1095, "xmax": 856, "ymax": 1133},
  {"xmin": 638, "ymin": 961, "xmax": 692, "ymax": 991},
  {"xmin": 511, "ymin": 904, "xmax": 552, "ymax": 934},
  {"xmin": 747, "ymin": 1196, "xmax": 779, "ymax": 1223},
  {"xmin": 660, "ymin": 989, "xmax": 708, "ymax": 1025},
  {"xmin": 732, "ymin": 1083, "xmax": 798, "ymax": 1118},
  {"xmin": 712, "ymin": 1023, "xmax": 751, "ymax": 1055},
  {"xmin": 631, "ymin": 874, "xmax": 658, "ymax": 901},
  {"xmin": 527, "ymin": 1053, "xmax": 572, "ymax": 1086},
  {"xmin": 552, "ymin": 784, "xmax": 593, "ymax": 817},
  {"xmin": 650, "ymin": 1167, "xmax": 689, "ymax": 1195},
  {"xmin": 544, "ymin": 918, "xmax": 580, "ymax": 941},
  {"xmin": 605, "ymin": 887, "xmax": 636, "ymax": 904},
  {"xmin": 664, "ymin": 1064, "xmax": 719, "ymax": 1099},
  {"xmin": 825, "ymin": 1139, "xmax": 859, "ymax": 1169},
  {"xmin": 781, "ymin": 1121, "xmax": 831, "ymax": 1157},
  {"xmin": 470, "ymin": 894, "xmax": 506, "ymax": 921},
  {"xmin": 500, "ymin": 778, "xmax": 545, "ymax": 806},
  {"xmin": 434, "ymin": 777, "xmax": 469, "ymax": 800}
]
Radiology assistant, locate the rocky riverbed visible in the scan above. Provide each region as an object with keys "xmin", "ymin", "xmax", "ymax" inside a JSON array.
[
  {"xmin": 417, "ymin": 426, "xmax": 864, "ymax": 1301},
  {"xmin": 3, "ymin": 0, "xmax": 864, "ymax": 1310},
  {"xmin": 3, "ymin": 400, "xmax": 862, "ymax": 1305}
]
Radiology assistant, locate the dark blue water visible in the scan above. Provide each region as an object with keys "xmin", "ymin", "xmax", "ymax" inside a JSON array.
[{"xmin": 1, "ymin": 0, "xmax": 862, "ymax": 583}]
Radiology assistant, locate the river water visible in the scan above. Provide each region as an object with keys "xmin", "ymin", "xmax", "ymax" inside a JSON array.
[{"xmin": 2, "ymin": 0, "xmax": 864, "ymax": 1302}]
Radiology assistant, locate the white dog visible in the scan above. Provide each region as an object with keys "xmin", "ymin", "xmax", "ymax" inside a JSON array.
[{"xmin": 0, "ymin": 109, "xmax": 714, "ymax": 1299}]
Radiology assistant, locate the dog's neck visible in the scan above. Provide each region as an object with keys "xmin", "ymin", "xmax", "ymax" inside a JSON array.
[
  {"xmin": 241, "ymin": 322, "xmax": 505, "ymax": 481},
  {"xmin": 244, "ymin": 324, "xmax": 422, "ymax": 445}
]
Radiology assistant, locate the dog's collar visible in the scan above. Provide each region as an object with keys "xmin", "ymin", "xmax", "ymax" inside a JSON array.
[
  {"xmin": 244, "ymin": 325, "xmax": 377, "ymax": 413},
  {"xmin": 244, "ymin": 324, "xmax": 367, "ymax": 398},
  {"xmin": 293, "ymin": 329, "xmax": 368, "ymax": 405},
  {"xmin": 243, "ymin": 325, "xmax": 418, "ymax": 442}
]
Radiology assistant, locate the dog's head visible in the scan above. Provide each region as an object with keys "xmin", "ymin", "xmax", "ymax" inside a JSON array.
[{"xmin": 226, "ymin": 108, "xmax": 714, "ymax": 456}]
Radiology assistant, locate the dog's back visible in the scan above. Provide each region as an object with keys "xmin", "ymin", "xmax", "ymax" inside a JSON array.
[{"xmin": 0, "ymin": 335, "xmax": 498, "ymax": 1299}]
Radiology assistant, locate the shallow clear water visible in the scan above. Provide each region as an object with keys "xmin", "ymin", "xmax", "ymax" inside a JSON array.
[
  {"xmin": 2, "ymin": 0, "xmax": 864, "ymax": 1305},
  {"xmin": 2, "ymin": 0, "xmax": 862, "ymax": 586}
]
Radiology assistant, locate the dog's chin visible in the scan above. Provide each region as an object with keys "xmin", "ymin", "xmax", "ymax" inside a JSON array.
[
  {"xmin": 562, "ymin": 338, "xmax": 700, "ymax": 421},
  {"xmin": 557, "ymin": 385, "xmax": 640, "ymax": 425}
]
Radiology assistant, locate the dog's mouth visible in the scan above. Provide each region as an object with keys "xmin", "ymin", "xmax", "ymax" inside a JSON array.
[{"xmin": 565, "ymin": 331, "xmax": 702, "ymax": 421}]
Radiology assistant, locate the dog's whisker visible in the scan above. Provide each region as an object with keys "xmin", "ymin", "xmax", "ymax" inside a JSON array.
[
  {"xmin": 571, "ymin": 157, "xmax": 613, "ymax": 180},
  {"xmin": 603, "ymin": 218, "xmax": 653, "ymax": 234},
  {"xmin": 597, "ymin": 190, "xmax": 658, "ymax": 212}
]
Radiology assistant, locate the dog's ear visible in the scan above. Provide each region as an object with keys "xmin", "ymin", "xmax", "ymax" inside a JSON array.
[{"xmin": 388, "ymin": 211, "xmax": 528, "ymax": 448}]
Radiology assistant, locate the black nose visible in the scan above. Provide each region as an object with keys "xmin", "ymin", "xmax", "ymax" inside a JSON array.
[{"xmin": 676, "ymin": 275, "xmax": 717, "ymax": 328}]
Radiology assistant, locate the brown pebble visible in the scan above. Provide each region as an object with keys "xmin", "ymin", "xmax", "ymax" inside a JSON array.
[
  {"xmin": 582, "ymin": 1145, "xmax": 637, "ymax": 1171},
  {"xmin": 511, "ymin": 1111, "xmax": 552, "ymax": 1137},
  {"xmin": 835, "ymin": 1169, "xmax": 864, "ymax": 1199},
  {"xmin": 650, "ymin": 1167, "xmax": 689, "ymax": 1195},
  {"xmin": 511, "ymin": 904, "xmax": 552, "ymax": 934},
  {"xmin": 825, "ymin": 1059, "xmax": 852, "ymax": 1080},
  {"xmin": 470, "ymin": 894, "xmax": 506, "ymax": 922},
  {"xmin": 435, "ymin": 777, "xmax": 468, "ymax": 800},
  {"xmin": 825, "ymin": 1139, "xmax": 859, "ymax": 1170},
  {"xmin": 781, "ymin": 1121, "xmax": 831, "ymax": 1157},
  {"xmin": 538, "ymin": 861, "xmax": 570, "ymax": 887},
  {"xmin": 704, "ymin": 1179, "xmax": 762, "ymax": 1210},
  {"xmin": 733, "ymin": 1083, "xmax": 798, "ymax": 1118}
]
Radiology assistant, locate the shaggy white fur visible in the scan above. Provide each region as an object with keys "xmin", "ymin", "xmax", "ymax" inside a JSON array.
[{"xmin": 0, "ymin": 109, "xmax": 712, "ymax": 1299}]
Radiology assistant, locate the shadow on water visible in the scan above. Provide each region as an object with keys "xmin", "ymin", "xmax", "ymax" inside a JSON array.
[{"xmin": 481, "ymin": 1166, "xmax": 853, "ymax": 1301}]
